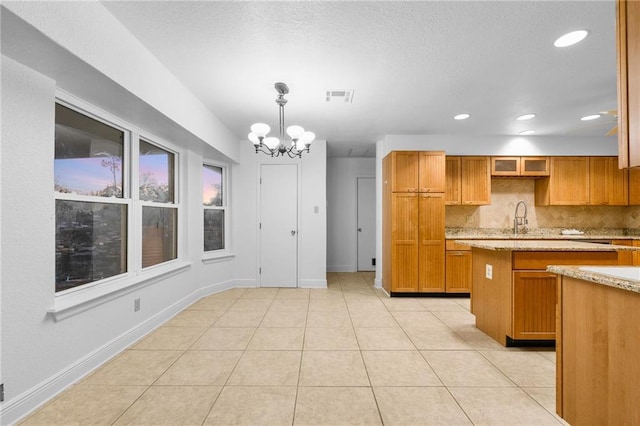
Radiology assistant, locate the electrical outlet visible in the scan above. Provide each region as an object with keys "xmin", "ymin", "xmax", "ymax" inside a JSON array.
[
  {"xmin": 569, "ymin": 216, "xmax": 577, "ymax": 225},
  {"xmin": 485, "ymin": 264, "xmax": 493, "ymax": 279},
  {"xmin": 134, "ymin": 298, "xmax": 140, "ymax": 312},
  {"xmin": 466, "ymin": 215, "xmax": 474, "ymax": 223}
]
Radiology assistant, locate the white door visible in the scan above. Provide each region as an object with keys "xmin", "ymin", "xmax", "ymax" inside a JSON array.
[
  {"xmin": 357, "ymin": 177, "xmax": 376, "ymax": 271},
  {"xmin": 260, "ymin": 164, "xmax": 298, "ymax": 287}
]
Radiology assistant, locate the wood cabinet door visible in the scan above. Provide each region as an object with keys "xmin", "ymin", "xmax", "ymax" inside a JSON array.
[
  {"xmin": 512, "ymin": 271, "xmax": 557, "ymax": 340},
  {"xmin": 617, "ymin": 0, "xmax": 640, "ymax": 168},
  {"xmin": 629, "ymin": 167, "xmax": 640, "ymax": 205},
  {"xmin": 391, "ymin": 193, "xmax": 419, "ymax": 292},
  {"xmin": 391, "ymin": 151, "xmax": 419, "ymax": 192},
  {"xmin": 445, "ymin": 250, "xmax": 472, "ymax": 292},
  {"xmin": 589, "ymin": 156, "xmax": 629, "ymax": 205},
  {"xmin": 521, "ymin": 157, "xmax": 549, "ymax": 176},
  {"xmin": 418, "ymin": 193, "xmax": 445, "ymax": 292},
  {"xmin": 548, "ymin": 157, "xmax": 590, "ymax": 205},
  {"xmin": 461, "ymin": 156, "xmax": 491, "ymax": 205},
  {"xmin": 491, "ymin": 157, "xmax": 520, "ymax": 176},
  {"xmin": 419, "ymin": 151, "xmax": 446, "ymax": 192},
  {"xmin": 445, "ymin": 156, "xmax": 461, "ymax": 205}
]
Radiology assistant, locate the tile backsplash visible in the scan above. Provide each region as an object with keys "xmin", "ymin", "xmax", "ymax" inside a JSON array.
[{"xmin": 446, "ymin": 178, "xmax": 640, "ymax": 230}]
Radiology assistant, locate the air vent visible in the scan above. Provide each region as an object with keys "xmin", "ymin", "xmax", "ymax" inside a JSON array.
[{"xmin": 325, "ymin": 90, "xmax": 354, "ymax": 103}]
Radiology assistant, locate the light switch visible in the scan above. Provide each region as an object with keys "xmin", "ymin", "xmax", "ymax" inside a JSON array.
[
  {"xmin": 485, "ymin": 264, "xmax": 493, "ymax": 280},
  {"xmin": 314, "ymin": 206, "xmax": 319, "ymax": 213}
]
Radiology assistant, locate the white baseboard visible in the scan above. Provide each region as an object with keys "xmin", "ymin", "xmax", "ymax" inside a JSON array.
[
  {"xmin": 374, "ymin": 278, "xmax": 383, "ymax": 289},
  {"xmin": 1, "ymin": 279, "xmax": 238, "ymax": 425},
  {"xmin": 326, "ymin": 265, "xmax": 355, "ymax": 272},
  {"xmin": 300, "ymin": 279, "xmax": 327, "ymax": 289}
]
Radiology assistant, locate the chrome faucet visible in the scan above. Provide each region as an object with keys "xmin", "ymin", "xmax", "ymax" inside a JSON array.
[{"xmin": 514, "ymin": 201, "xmax": 528, "ymax": 235}]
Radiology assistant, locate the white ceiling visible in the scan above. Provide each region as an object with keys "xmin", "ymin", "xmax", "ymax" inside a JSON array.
[{"xmin": 101, "ymin": 0, "xmax": 618, "ymax": 157}]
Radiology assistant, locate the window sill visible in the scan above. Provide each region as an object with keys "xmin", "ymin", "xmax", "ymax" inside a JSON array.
[
  {"xmin": 49, "ymin": 261, "xmax": 192, "ymax": 322},
  {"xmin": 202, "ymin": 251, "xmax": 235, "ymax": 264}
]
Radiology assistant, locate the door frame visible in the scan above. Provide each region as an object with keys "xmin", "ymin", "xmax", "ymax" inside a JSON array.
[
  {"xmin": 257, "ymin": 162, "xmax": 301, "ymax": 287},
  {"xmin": 355, "ymin": 175, "xmax": 376, "ymax": 272}
]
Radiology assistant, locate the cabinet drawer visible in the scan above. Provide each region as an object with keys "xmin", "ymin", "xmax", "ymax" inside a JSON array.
[
  {"xmin": 446, "ymin": 240, "xmax": 472, "ymax": 251},
  {"xmin": 512, "ymin": 251, "xmax": 619, "ymax": 270}
]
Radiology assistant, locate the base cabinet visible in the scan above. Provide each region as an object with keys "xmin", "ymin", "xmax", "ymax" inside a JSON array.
[
  {"xmin": 557, "ymin": 276, "xmax": 640, "ymax": 424},
  {"xmin": 512, "ymin": 271, "xmax": 556, "ymax": 340},
  {"xmin": 445, "ymin": 241, "xmax": 472, "ymax": 293}
]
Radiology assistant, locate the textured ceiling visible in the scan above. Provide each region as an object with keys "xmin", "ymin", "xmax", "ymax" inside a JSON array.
[{"xmin": 102, "ymin": 1, "xmax": 618, "ymax": 157}]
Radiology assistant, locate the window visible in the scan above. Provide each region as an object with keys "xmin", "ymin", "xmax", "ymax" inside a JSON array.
[
  {"xmin": 203, "ymin": 164, "xmax": 226, "ymax": 251},
  {"xmin": 54, "ymin": 101, "xmax": 182, "ymax": 296},
  {"xmin": 140, "ymin": 140, "xmax": 177, "ymax": 268},
  {"xmin": 54, "ymin": 104, "xmax": 128, "ymax": 292}
]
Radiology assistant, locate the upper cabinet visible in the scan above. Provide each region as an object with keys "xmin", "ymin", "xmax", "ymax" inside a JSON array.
[
  {"xmin": 419, "ymin": 151, "xmax": 446, "ymax": 192},
  {"xmin": 629, "ymin": 167, "xmax": 640, "ymax": 205},
  {"xmin": 390, "ymin": 151, "xmax": 445, "ymax": 193},
  {"xmin": 491, "ymin": 157, "xmax": 549, "ymax": 177},
  {"xmin": 536, "ymin": 157, "xmax": 629, "ymax": 206},
  {"xmin": 589, "ymin": 156, "xmax": 629, "ymax": 205},
  {"xmin": 535, "ymin": 157, "xmax": 590, "ymax": 205},
  {"xmin": 617, "ymin": 0, "xmax": 640, "ymax": 168},
  {"xmin": 446, "ymin": 156, "xmax": 491, "ymax": 205}
]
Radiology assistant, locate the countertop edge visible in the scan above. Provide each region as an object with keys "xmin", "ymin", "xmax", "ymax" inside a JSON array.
[
  {"xmin": 548, "ymin": 265, "xmax": 640, "ymax": 294},
  {"xmin": 454, "ymin": 240, "xmax": 640, "ymax": 251}
]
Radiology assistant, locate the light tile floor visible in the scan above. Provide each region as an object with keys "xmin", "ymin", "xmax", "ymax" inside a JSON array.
[{"xmin": 20, "ymin": 272, "xmax": 568, "ymax": 425}]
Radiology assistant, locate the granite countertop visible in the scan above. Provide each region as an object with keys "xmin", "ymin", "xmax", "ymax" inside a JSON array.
[
  {"xmin": 548, "ymin": 265, "xmax": 640, "ymax": 294},
  {"xmin": 446, "ymin": 228, "xmax": 640, "ymax": 240},
  {"xmin": 454, "ymin": 239, "xmax": 640, "ymax": 252}
]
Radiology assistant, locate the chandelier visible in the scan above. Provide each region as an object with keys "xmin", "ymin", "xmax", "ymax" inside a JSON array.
[{"xmin": 248, "ymin": 82, "xmax": 315, "ymax": 158}]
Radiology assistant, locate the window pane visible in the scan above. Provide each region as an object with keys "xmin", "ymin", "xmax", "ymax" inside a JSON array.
[
  {"xmin": 140, "ymin": 140, "xmax": 175, "ymax": 203},
  {"xmin": 142, "ymin": 206, "xmax": 177, "ymax": 267},
  {"xmin": 204, "ymin": 210, "xmax": 225, "ymax": 251},
  {"xmin": 55, "ymin": 104, "xmax": 124, "ymax": 197},
  {"xmin": 55, "ymin": 200, "xmax": 127, "ymax": 292},
  {"xmin": 203, "ymin": 165, "xmax": 223, "ymax": 206}
]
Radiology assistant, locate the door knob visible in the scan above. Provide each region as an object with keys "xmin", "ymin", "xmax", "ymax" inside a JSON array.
[
  {"xmin": 358, "ymin": 228, "xmax": 363, "ymax": 232},
  {"xmin": 291, "ymin": 230, "xmax": 296, "ymax": 235}
]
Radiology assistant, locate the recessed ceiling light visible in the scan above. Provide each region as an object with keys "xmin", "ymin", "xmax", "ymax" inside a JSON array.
[
  {"xmin": 554, "ymin": 30, "xmax": 589, "ymax": 47},
  {"xmin": 516, "ymin": 113, "xmax": 536, "ymax": 121},
  {"xmin": 454, "ymin": 113, "xmax": 470, "ymax": 120},
  {"xmin": 519, "ymin": 130, "xmax": 536, "ymax": 135},
  {"xmin": 581, "ymin": 114, "xmax": 601, "ymax": 121}
]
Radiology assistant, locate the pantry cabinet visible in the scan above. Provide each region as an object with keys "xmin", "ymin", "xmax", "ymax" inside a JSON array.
[
  {"xmin": 445, "ymin": 156, "xmax": 491, "ymax": 205},
  {"xmin": 383, "ymin": 151, "xmax": 446, "ymax": 294},
  {"xmin": 390, "ymin": 151, "xmax": 446, "ymax": 192},
  {"xmin": 617, "ymin": 0, "xmax": 640, "ymax": 168}
]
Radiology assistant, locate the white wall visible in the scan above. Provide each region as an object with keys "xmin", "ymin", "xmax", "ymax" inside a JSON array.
[
  {"xmin": 0, "ymin": 55, "xmax": 242, "ymax": 425},
  {"xmin": 1, "ymin": 2, "xmax": 239, "ymax": 163},
  {"xmin": 232, "ymin": 141, "xmax": 328, "ymax": 288},
  {"xmin": 326, "ymin": 157, "xmax": 376, "ymax": 272}
]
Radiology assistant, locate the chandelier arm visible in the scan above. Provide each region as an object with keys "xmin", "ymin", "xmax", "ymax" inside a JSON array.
[{"xmin": 255, "ymin": 145, "xmax": 276, "ymax": 156}]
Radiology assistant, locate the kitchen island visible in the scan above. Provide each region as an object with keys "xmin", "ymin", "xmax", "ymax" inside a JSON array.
[
  {"xmin": 550, "ymin": 265, "xmax": 640, "ymax": 425},
  {"xmin": 456, "ymin": 239, "xmax": 638, "ymax": 346}
]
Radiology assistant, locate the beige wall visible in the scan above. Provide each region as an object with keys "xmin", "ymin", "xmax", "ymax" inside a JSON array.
[{"xmin": 446, "ymin": 178, "xmax": 640, "ymax": 230}]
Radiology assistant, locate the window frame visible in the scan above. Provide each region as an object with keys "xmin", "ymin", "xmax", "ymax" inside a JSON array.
[
  {"xmin": 51, "ymin": 91, "xmax": 189, "ymax": 320},
  {"xmin": 202, "ymin": 160, "xmax": 232, "ymax": 261},
  {"xmin": 136, "ymin": 135, "xmax": 181, "ymax": 270}
]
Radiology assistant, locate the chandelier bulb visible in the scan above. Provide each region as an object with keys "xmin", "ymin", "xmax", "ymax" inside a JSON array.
[
  {"xmin": 251, "ymin": 123, "xmax": 270, "ymax": 138},
  {"xmin": 248, "ymin": 132, "xmax": 261, "ymax": 146},
  {"xmin": 264, "ymin": 137, "xmax": 280, "ymax": 150},
  {"xmin": 286, "ymin": 125, "xmax": 305, "ymax": 140}
]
